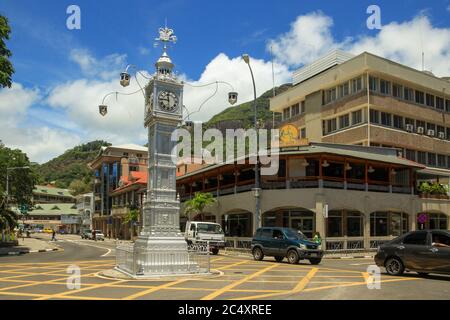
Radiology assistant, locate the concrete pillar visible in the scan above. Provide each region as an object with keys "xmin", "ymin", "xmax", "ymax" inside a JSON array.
[
  {"xmin": 363, "ymin": 195, "xmax": 371, "ymax": 250},
  {"xmin": 314, "ymin": 194, "xmax": 325, "ymax": 239}
]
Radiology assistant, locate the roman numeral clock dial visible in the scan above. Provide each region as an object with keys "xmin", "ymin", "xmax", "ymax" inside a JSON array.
[{"xmin": 158, "ymin": 90, "xmax": 179, "ymax": 112}]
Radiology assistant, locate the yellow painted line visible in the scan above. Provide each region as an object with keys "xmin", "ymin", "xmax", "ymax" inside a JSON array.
[
  {"xmin": 229, "ymin": 289, "xmax": 289, "ymax": 293},
  {"xmin": 210, "ymin": 257, "xmax": 225, "ymax": 263},
  {"xmin": 246, "ymin": 280, "xmax": 297, "ymax": 283},
  {"xmin": 314, "ymin": 275, "xmax": 365, "ymax": 278},
  {"xmin": 201, "ymin": 263, "xmax": 279, "ymax": 300},
  {"xmin": 218, "ymin": 260, "xmax": 251, "ymax": 270},
  {"xmin": 362, "ymin": 272, "xmax": 369, "ymax": 285},
  {"xmin": 122, "ymin": 279, "xmax": 188, "ymax": 300},
  {"xmin": 232, "ymin": 268, "xmax": 318, "ymax": 300},
  {"xmin": 0, "ymin": 291, "xmax": 44, "ymax": 298},
  {"xmin": 33, "ymin": 279, "xmax": 127, "ymax": 300}
]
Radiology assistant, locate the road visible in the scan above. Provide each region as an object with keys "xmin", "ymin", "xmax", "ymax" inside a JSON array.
[{"xmin": 0, "ymin": 234, "xmax": 449, "ymax": 300}]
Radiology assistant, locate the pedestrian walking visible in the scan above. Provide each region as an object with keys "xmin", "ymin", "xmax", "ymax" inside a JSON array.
[
  {"xmin": 313, "ymin": 232, "xmax": 322, "ymax": 245},
  {"xmin": 51, "ymin": 229, "xmax": 56, "ymax": 241},
  {"xmin": 93, "ymin": 229, "xmax": 96, "ymax": 241}
]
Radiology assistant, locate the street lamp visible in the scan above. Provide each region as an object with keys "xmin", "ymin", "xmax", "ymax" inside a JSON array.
[
  {"xmin": 242, "ymin": 54, "xmax": 261, "ymax": 232},
  {"xmin": 5, "ymin": 166, "xmax": 30, "ymax": 208}
]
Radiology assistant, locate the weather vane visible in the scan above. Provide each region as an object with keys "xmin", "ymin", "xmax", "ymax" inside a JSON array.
[{"xmin": 154, "ymin": 26, "xmax": 177, "ymax": 48}]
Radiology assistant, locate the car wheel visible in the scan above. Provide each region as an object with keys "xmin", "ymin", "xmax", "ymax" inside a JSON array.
[
  {"xmin": 309, "ymin": 258, "xmax": 321, "ymax": 265},
  {"xmin": 252, "ymin": 247, "xmax": 264, "ymax": 261},
  {"xmin": 385, "ymin": 257, "xmax": 405, "ymax": 276},
  {"xmin": 274, "ymin": 256, "xmax": 284, "ymax": 262},
  {"xmin": 287, "ymin": 250, "xmax": 299, "ymax": 264},
  {"xmin": 211, "ymin": 248, "xmax": 219, "ymax": 255}
]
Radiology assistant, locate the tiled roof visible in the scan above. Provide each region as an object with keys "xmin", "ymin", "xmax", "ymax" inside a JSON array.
[
  {"xmin": 33, "ymin": 185, "xmax": 74, "ymax": 198},
  {"xmin": 28, "ymin": 203, "xmax": 79, "ymax": 216}
]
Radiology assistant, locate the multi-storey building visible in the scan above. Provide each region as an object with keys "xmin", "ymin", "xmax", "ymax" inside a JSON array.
[
  {"xmin": 88, "ymin": 144, "xmax": 148, "ymax": 237},
  {"xmin": 32, "ymin": 185, "xmax": 75, "ymax": 203},
  {"xmin": 76, "ymin": 193, "xmax": 94, "ymax": 232},
  {"xmin": 270, "ymin": 50, "xmax": 450, "ymax": 178}
]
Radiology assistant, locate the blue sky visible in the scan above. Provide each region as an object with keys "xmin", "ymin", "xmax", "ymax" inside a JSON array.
[{"xmin": 1, "ymin": 0, "xmax": 450, "ymax": 163}]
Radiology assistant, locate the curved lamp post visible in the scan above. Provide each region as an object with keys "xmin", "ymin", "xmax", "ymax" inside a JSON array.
[{"xmin": 242, "ymin": 54, "xmax": 261, "ymax": 232}]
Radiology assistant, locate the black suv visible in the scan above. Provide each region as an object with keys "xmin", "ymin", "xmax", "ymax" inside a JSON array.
[
  {"xmin": 251, "ymin": 227, "xmax": 323, "ymax": 264},
  {"xmin": 375, "ymin": 230, "xmax": 450, "ymax": 276}
]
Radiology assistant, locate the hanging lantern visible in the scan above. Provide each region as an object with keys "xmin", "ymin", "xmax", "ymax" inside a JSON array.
[
  {"xmin": 120, "ymin": 72, "xmax": 131, "ymax": 87},
  {"xmin": 99, "ymin": 104, "xmax": 108, "ymax": 116},
  {"xmin": 228, "ymin": 92, "xmax": 238, "ymax": 105}
]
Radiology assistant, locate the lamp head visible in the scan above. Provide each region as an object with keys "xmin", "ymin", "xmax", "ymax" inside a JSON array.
[
  {"xmin": 228, "ymin": 92, "xmax": 238, "ymax": 105},
  {"xmin": 120, "ymin": 72, "xmax": 131, "ymax": 87},
  {"xmin": 99, "ymin": 104, "xmax": 108, "ymax": 116},
  {"xmin": 242, "ymin": 54, "xmax": 250, "ymax": 64}
]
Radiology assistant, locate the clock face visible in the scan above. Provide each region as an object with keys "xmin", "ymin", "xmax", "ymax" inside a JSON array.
[{"xmin": 158, "ymin": 91, "xmax": 179, "ymax": 112}]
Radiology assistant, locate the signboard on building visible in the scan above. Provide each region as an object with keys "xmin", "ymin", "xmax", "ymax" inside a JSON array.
[
  {"xmin": 61, "ymin": 215, "xmax": 81, "ymax": 225},
  {"xmin": 279, "ymin": 124, "xmax": 309, "ymax": 148}
]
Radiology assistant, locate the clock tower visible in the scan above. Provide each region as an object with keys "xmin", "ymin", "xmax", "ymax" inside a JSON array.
[{"xmin": 129, "ymin": 26, "xmax": 198, "ymax": 276}]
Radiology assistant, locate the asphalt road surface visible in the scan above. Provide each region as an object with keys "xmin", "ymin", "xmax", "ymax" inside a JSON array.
[{"xmin": 0, "ymin": 234, "xmax": 449, "ymax": 300}]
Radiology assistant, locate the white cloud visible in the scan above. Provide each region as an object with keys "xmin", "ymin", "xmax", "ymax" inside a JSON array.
[
  {"xmin": 268, "ymin": 11, "xmax": 344, "ymax": 68},
  {"xmin": 268, "ymin": 12, "xmax": 450, "ymax": 78},
  {"xmin": 182, "ymin": 53, "xmax": 290, "ymax": 122},
  {"xmin": 69, "ymin": 48, "xmax": 127, "ymax": 80},
  {"xmin": 0, "ymin": 83, "xmax": 80, "ymax": 163}
]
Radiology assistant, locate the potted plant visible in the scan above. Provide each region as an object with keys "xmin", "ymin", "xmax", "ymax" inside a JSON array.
[{"xmin": 418, "ymin": 182, "xmax": 431, "ymax": 198}]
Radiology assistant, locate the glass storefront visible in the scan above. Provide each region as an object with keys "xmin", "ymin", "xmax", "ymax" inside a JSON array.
[
  {"xmin": 221, "ymin": 212, "xmax": 252, "ymax": 237},
  {"xmin": 418, "ymin": 213, "xmax": 448, "ymax": 230},
  {"xmin": 263, "ymin": 209, "xmax": 315, "ymax": 238},
  {"xmin": 326, "ymin": 210, "xmax": 363, "ymax": 237},
  {"xmin": 370, "ymin": 211, "xmax": 409, "ymax": 236}
]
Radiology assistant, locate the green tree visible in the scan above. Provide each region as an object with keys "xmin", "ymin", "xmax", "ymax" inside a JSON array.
[
  {"xmin": 0, "ymin": 144, "xmax": 37, "ymax": 240},
  {"xmin": 68, "ymin": 179, "xmax": 91, "ymax": 196},
  {"xmin": 123, "ymin": 206, "xmax": 140, "ymax": 239},
  {"xmin": 0, "ymin": 15, "xmax": 14, "ymax": 88},
  {"xmin": 184, "ymin": 192, "xmax": 216, "ymax": 221}
]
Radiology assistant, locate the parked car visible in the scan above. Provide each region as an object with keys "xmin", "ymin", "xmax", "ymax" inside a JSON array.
[
  {"xmin": 88, "ymin": 230, "xmax": 105, "ymax": 241},
  {"xmin": 185, "ymin": 221, "xmax": 225, "ymax": 255},
  {"xmin": 81, "ymin": 229, "xmax": 91, "ymax": 239},
  {"xmin": 251, "ymin": 227, "xmax": 323, "ymax": 265},
  {"xmin": 375, "ymin": 230, "xmax": 450, "ymax": 276},
  {"xmin": 42, "ymin": 228, "xmax": 53, "ymax": 234}
]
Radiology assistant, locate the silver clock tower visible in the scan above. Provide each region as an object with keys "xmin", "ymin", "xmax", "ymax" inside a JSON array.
[{"xmin": 117, "ymin": 26, "xmax": 199, "ymax": 276}]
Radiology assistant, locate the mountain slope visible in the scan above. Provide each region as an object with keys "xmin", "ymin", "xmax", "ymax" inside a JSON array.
[
  {"xmin": 206, "ymin": 83, "xmax": 292, "ymax": 129},
  {"xmin": 37, "ymin": 140, "xmax": 111, "ymax": 189}
]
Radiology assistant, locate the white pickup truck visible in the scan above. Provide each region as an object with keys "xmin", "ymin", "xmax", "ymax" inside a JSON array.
[{"xmin": 185, "ymin": 221, "xmax": 225, "ymax": 255}]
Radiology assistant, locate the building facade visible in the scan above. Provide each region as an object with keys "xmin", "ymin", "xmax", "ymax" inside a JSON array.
[
  {"xmin": 177, "ymin": 143, "xmax": 449, "ymax": 251},
  {"xmin": 76, "ymin": 193, "xmax": 94, "ymax": 232},
  {"xmin": 89, "ymin": 144, "xmax": 148, "ymax": 237}
]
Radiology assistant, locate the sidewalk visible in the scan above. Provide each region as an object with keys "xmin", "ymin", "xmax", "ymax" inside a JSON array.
[
  {"xmin": 0, "ymin": 236, "xmax": 60, "ymax": 256},
  {"xmin": 223, "ymin": 248, "xmax": 376, "ymax": 259}
]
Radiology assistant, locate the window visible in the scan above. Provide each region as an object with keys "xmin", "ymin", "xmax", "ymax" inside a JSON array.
[
  {"xmin": 446, "ymin": 99, "xmax": 450, "ymax": 112},
  {"xmin": 417, "ymin": 151, "xmax": 426, "ymax": 165},
  {"xmin": 300, "ymin": 101, "xmax": 306, "ymax": 113},
  {"xmin": 427, "ymin": 153, "xmax": 437, "ymax": 167},
  {"xmin": 300, "ymin": 127, "xmax": 306, "ymax": 139},
  {"xmin": 426, "ymin": 123, "xmax": 436, "ymax": 133},
  {"xmin": 283, "ymin": 108, "xmax": 290, "ymax": 120},
  {"xmin": 415, "ymin": 90, "xmax": 425, "ymax": 104},
  {"xmin": 393, "ymin": 115, "xmax": 403, "ymax": 129},
  {"xmin": 351, "ymin": 110, "xmax": 362, "ymax": 125},
  {"xmin": 403, "ymin": 231, "xmax": 427, "ymax": 245},
  {"xmin": 351, "ymin": 77, "xmax": 362, "ymax": 93},
  {"xmin": 436, "ymin": 97, "xmax": 444, "ymax": 110},
  {"xmin": 437, "ymin": 154, "xmax": 446, "ymax": 168},
  {"xmin": 429, "ymin": 214, "xmax": 448, "ymax": 230},
  {"xmin": 370, "ymin": 212, "xmax": 388, "ymax": 236},
  {"xmin": 129, "ymin": 166, "xmax": 139, "ymax": 172},
  {"xmin": 347, "ymin": 211, "xmax": 363, "ymax": 237},
  {"xmin": 370, "ymin": 109, "xmax": 380, "ymax": 124},
  {"xmin": 393, "ymin": 83, "xmax": 402, "ymax": 98},
  {"xmin": 326, "ymin": 118, "xmax": 337, "ymax": 133},
  {"xmin": 123, "ymin": 152, "xmax": 129, "ymax": 156},
  {"xmin": 324, "ymin": 87, "xmax": 337, "ymax": 104},
  {"xmin": 405, "ymin": 118, "xmax": 414, "ymax": 130},
  {"xmin": 381, "ymin": 112, "xmax": 392, "ymax": 126},
  {"xmin": 327, "ymin": 211, "xmax": 343, "ymax": 237},
  {"xmin": 405, "ymin": 149, "xmax": 416, "ymax": 161},
  {"xmin": 291, "ymin": 103, "xmax": 300, "ymax": 116},
  {"xmin": 380, "ymin": 79, "xmax": 391, "ymax": 95},
  {"xmin": 339, "ymin": 82, "xmax": 349, "ymax": 98},
  {"xmin": 221, "ymin": 212, "xmax": 252, "ymax": 237},
  {"xmin": 404, "ymin": 87, "xmax": 414, "ymax": 101},
  {"xmin": 369, "ymin": 76, "xmax": 378, "ymax": 91},
  {"xmin": 447, "ymin": 127, "xmax": 450, "ymax": 140},
  {"xmin": 339, "ymin": 114, "xmax": 350, "ymax": 129},
  {"xmin": 448, "ymin": 156, "xmax": 450, "ymax": 169},
  {"xmin": 432, "ymin": 232, "xmax": 450, "ymax": 246},
  {"xmin": 416, "ymin": 120, "xmax": 425, "ymax": 132},
  {"xmin": 426, "ymin": 93, "xmax": 435, "ymax": 107},
  {"xmin": 437, "ymin": 125, "xmax": 445, "ymax": 138}
]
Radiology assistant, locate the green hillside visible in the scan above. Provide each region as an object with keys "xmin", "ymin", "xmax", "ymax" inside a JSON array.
[
  {"xmin": 206, "ymin": 83, "xmax": 292, "ymax": 129},
  {"xmin": 37, "ymin": 140, "xmax": 111, "ymax": 192}
]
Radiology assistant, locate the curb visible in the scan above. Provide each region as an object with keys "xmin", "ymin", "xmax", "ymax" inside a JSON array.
[
  {"xmin": 0, "ymin": 247, "xmax": 61, "ymax": 256},
  {"xmin": 222, "ymin": 250, "xmax": 375, "ymax": 260},
  {"xmin": 324, "ymin": 255, "xmax": 374, "ymax": 260}
]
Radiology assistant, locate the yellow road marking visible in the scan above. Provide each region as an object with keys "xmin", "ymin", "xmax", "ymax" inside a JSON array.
[
  {"xmin": 122, "ymin": 279, "xmax": 188, "ymax": 300},
  {"xmin": 201, "ymin": 263, "xmax": 279, "ymax": 300}
]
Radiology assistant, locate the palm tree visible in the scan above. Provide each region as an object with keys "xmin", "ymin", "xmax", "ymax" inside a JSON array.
[
  {"xmin": 184, "ymin": 192, "xmax": 216, "ymax": 221},
  {"xmin": 0, "ymin": 204, "xmax": 18, "ymax": 242},
  {"xmin": 123, "ymin": 206, "xmax": 140, "ymax": 240}
]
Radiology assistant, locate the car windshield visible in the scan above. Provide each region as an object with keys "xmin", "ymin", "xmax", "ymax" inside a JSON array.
[
  {"xmin": 196, "ymin": 223, "xmax": 223, "ymax": 234},
  {"xmin": 284, "ymin": 228, "xmax": 307, "ymax": 240}
]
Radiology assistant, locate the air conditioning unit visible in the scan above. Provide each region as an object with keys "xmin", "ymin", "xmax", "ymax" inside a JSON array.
[
  {"xmin": 417, "ymin": 126, "xmax": 424, "ymax": 134},
  {"xmin": 405, "ymin": 124, "xmax": 414, "ymax": 132},
  {"xmin": 427, "ymin": 129, "xmax": 435, "ymax": 137},
  {"xmin": 438, "ymin": 131, "xmax": 445, "ymax": 139}
]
